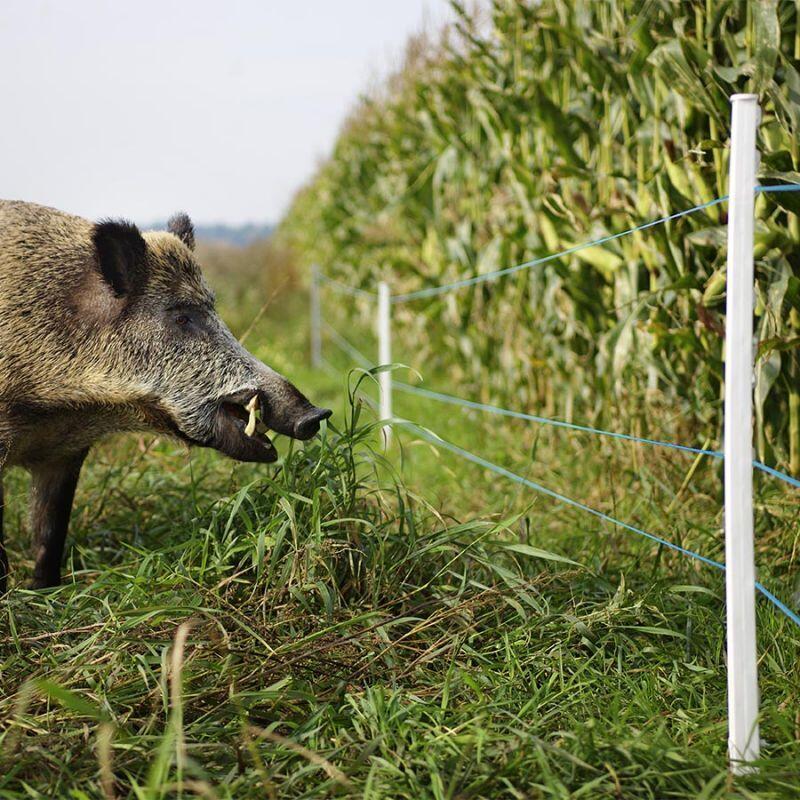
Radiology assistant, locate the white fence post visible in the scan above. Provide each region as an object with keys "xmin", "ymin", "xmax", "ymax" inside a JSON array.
[
  {"xmin": 377, "ymin": 281, "xmax": 392, "ymax": 445},
  {"xmin": 724, "ymin": 93, "xmax": 760, "ymax": 772},
  {"xmin": 310, "ymin": 264, "xmax": 321, "ymax": 368}
]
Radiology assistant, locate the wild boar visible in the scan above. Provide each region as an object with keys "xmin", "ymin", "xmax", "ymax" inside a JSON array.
[{"xmin": 0, "ymin": 200, "xmax": 330, "ymax": 591}]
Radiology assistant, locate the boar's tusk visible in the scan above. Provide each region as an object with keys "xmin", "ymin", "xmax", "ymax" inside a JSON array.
[{"xmin": 244, "ymin": 394, "xmax": 259, "ymax": 437}]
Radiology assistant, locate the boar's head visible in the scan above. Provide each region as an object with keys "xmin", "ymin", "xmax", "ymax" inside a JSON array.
[{"xmin": 88, "ymin": 213, "xmax": 330, "ymax": 462}]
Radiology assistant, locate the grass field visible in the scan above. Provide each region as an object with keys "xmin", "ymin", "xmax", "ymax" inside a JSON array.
[{"xmin": 0, "ymin": 286, "xmax": 798, "ymax": 799}]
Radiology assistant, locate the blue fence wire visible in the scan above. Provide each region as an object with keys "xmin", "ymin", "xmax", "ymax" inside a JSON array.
[
  {"xmin": 394, "ymin": 381, "xmax": 721, "ymax": 457},
  {"xmin": 396, "ymin": 382, "xmax": 800, "ymax": 491},
  {"xmin": 404, "ymin": 420, "xmax": 725, "ymax": 568},
  {"xmin": 323, "ymin": 319, "xmax": 800, "ymax": 491},
  {"xmin": 393, "ymin": 184, "xmax": 800, "ymax": 302},
  {"xmin": 399, "ymin": 421, "xmax": 800, "ymax": 628},
  {"xmin": 392, "ymin": 195, "xmax": 729, "ymax": 302},
  {"xmin": 321, "ymin": 321, "xmax": 373, "ymax": 369},
  {"xmin": 318, "ymin": 272, "xmax": 376, "ymax": 299},
  {"xmin": 752, "ymin": 460, "xmax": 800, "ymax": 489},
  {"xmin": 317, "ymin": 184, "xmax": 800, "ymax": 305},
  {"xmin": 755, "ymin": 184, "xmax": 800, "ymax": 193}
]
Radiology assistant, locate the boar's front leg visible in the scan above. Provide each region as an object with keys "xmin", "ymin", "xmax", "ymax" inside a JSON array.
[
  {"xmin": 0, "ymin": 480, "xmax": 7, "ymax": 595},
  {"xmin": 30, "ymin": 449, "xmax": 88, "ymax": 589},
  {"xmin": 0, "ymin": 441, "xmax": 8, "ymax": 594}
]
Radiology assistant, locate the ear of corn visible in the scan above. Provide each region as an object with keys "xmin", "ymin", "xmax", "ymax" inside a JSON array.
[{"xmin": 280, "ymin": 0, "xmax": 800, "ymax": 472}]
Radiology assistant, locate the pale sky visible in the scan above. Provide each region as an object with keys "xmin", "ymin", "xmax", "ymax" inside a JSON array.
[{"xmin": 0, "ymin": 1, "xmax": 454, "ymax": 225}]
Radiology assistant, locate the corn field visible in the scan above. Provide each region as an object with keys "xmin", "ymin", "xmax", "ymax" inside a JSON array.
[{"xmin": 280, "ymin": 0, "xmax": 800, "ymax": 474}]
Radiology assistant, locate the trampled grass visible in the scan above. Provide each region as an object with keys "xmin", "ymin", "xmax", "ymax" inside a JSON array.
[{"xmin": 1, "ymin": 293, "xmax": 798, "ymax": 799}]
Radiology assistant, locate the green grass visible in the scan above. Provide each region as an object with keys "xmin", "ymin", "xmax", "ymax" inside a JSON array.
[{"xmin": 0, "ymin": 292, "xmax": 799, "ymax": 799}]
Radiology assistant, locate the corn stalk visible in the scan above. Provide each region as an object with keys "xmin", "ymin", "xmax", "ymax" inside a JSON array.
[{"xmin": 280, "ymin": 0, "xmax": 800, "ymax": 473}]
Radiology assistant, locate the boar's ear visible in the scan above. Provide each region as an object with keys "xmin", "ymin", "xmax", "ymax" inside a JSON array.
[
  {"xmin": 167, "ymin": 212, "xmax": 195, "ymax": 251},
  {"xmin": 92, "ymin": 219, "xmax": 148, "ymax": 298}
]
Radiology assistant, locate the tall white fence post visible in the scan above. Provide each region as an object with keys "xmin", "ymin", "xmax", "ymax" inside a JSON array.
[
  {"xmin": 724, "ymin": 93, "xmax": 760, "ymax": 772},
  {"xmin": 310, "ymin": 264, "xmax": 321, "ymax": 368},
  {"xmin": 377, "ymin": 281, "xmax": 392, "ymax": 445}
]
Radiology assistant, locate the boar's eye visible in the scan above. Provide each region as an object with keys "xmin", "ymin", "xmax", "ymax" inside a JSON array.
[
  {"xmin": 171, "ymin": 310, "xmax": 197, "ymax": 331},
  {"xmin": 169, "ymin": 305, "xmax": 205, "ymax": 332}
]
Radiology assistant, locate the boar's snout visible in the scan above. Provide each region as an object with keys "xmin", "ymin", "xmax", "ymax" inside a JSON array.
[
  {"xmin": 255, "ymin": 382, "xmax": 331, "ymax": 441},
  {"xmin": 293, "ymin": 407, "xmax": 333, "ymax": 440}
]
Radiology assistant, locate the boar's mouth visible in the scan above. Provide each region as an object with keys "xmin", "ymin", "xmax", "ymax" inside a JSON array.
[
  {"xmin": 207, "ymin": 389, "xmax": 331, "ymax": 463},
  {"xmin": 211, "ymin": 390, "xmax": 279, "ymax": 463}
]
